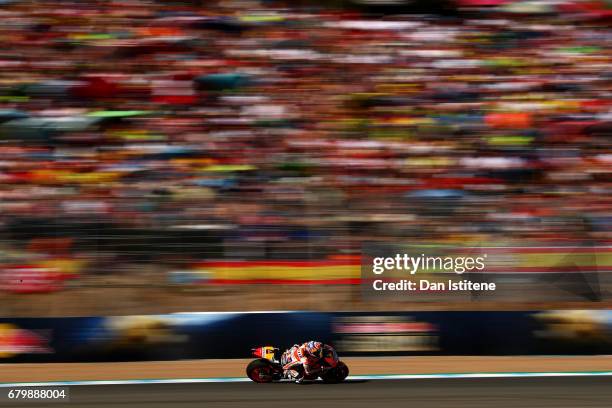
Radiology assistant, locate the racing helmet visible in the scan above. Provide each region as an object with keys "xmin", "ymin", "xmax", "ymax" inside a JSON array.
[{"xmin": 306, "ymin": 341, "xmax": 324, "ymax": 359}]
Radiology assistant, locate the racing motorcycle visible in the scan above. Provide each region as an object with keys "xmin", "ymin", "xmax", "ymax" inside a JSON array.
[{"xmin": 246, "ymin": 345, "xmax": 349, "ymax": 384}]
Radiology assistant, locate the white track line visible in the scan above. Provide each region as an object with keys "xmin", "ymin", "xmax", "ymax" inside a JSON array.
[{"xmin": 2, "ymin": 371, "xmax": 612, "ymax": 387}]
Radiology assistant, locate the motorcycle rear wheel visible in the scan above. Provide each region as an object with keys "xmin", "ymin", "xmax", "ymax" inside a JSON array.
[{"xmin": 246, "ymin": 358, "xmax": 277, "ymax": 383}]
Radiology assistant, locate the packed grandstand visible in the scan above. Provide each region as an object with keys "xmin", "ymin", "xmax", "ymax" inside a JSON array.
[{"xmin": 0, "ymin": 0, "xmax": 610, "ymax": 314}]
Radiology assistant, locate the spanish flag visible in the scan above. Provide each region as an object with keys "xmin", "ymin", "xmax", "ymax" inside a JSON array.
[{"xmin": 192, "ymin": 258, "xmax": 361, "ymax": 285}]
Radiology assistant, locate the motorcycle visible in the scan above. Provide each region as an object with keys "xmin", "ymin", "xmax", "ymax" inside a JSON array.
[{"xmin": 246, "ymin": 345, "xmax": 349, "ymax": 384}]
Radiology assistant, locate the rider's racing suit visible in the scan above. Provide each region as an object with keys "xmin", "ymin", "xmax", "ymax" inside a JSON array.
[{"xmin": 281, "ymin": 341, "xmax": 337, "ymax": 382}]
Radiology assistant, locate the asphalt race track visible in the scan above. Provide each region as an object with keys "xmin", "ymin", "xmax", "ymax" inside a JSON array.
[{"xmin": 4, "ymin": 376, "xmax": 612, "ymax": 408}]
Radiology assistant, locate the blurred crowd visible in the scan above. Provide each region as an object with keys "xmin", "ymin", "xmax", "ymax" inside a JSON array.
[{"xmin": 0, "ymin": 0, "xmax": 610, "ymax": 276}]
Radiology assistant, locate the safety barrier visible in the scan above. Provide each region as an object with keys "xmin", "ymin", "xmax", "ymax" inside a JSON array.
[{"xmin": 1, "ymin": 310, "xmax": 610, "ymax": 363}]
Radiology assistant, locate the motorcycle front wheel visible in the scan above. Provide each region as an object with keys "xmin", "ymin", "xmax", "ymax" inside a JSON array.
[{"xmin": 320, "ymin": 361, "xmax": 349, "ymax": 384}]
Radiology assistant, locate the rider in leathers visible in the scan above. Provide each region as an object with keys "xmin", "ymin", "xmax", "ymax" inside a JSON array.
[{"xmin": 281, "ymin": 341, "xmax": 338, "ymax": 383}]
